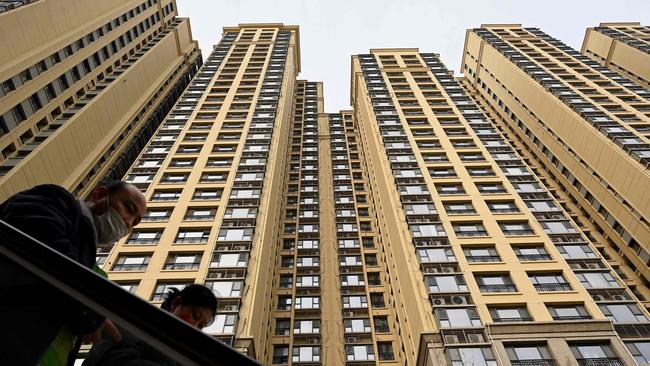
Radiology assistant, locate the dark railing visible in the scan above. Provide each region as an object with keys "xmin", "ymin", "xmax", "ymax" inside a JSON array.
[
  {"xmin": 577, "ymin": 358, "xmax": 623, "ymax": 366},
  {"xmin": 517, "ymin": 253, "xmax": 552, "ymax": 261},
  {"xmin": 479, "ymin": 284, "xmax": 517, "ymax": 293},
  {"xmin": 0, "ymin": 220, "xmax": 261, "ymax": 366},
  {"xmin": 511, "ymin": 360, "xmax": 557, "ymax": 366},
  {"xmin": 534, "ymin": 283, "xmax": 572, "ymax": 292},
  {"xmin": 467, "ymin": 255, "xmax": 501, "ymax": 263}
]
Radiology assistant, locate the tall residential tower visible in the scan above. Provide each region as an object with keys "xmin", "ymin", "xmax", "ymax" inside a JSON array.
[{"xmin": 0, "ymin": 0, "xmax": 202, "ymax": 200}]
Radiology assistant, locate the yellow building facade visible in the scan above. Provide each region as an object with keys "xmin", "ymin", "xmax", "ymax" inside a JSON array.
[
  {"xmin": 3, "ymin": 13, "xmax": 648, "ymax": 365},
  {"xmin": 582, "ymin": 22, "xmax": 650, "ymax": 90},
  {"xmin": 0, "ymin": 0, "xmax": 202, "ymax": 201}
]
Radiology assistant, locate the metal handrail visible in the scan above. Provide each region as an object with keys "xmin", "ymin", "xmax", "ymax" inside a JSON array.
[{"xmin": 0, "ymin": 220, "xmax": 261, "ymax": 366}]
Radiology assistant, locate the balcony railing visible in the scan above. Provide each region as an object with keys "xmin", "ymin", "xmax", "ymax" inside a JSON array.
[
  {"xmin": 479, "ymin": 284, "xmax": 517, "ymax": 293},
  {"xmin": 534, "ymin": 283, "xmax": 572, "ymax": 292},
  {"xmin": 577, "ymin": 358, "xmax": 623, "ymax": 366},
  {"xmin": 0, "ymin": 220, "xmax": 261, "ymax": 366},
  {"xmin": 517, "ymin": 254, "xmax": 552, "ymax": 261},
  {"xmin": 511, "ymin": 360, "xmax": 557, "ymax": 366}
]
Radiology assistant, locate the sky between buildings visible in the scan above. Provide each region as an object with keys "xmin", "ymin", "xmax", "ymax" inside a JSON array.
[{"xmin": 176, "ymin": 0, "xmax": 650, "ymax": 112}]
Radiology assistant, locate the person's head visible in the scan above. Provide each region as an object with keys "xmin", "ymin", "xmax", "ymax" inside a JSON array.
[
  {"xmin": 161, "ymin": 285, "xmax": 217, "ymax": 329},
  {"xmin": 84, "ymin": 181, "xmax": 146, "ymax": 244}
]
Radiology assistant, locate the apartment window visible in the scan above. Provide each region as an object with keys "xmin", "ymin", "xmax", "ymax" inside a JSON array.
[
  {"xmin": 200, "ymin": 172, "xmax": 228, "ymax": 183},
  {"xmin": 489, "ymin": 306, "xmax": 532, "ymax": 322},
  {"xmin": 410, "ymin": 224, "xmax": 446, "ymax": 237},
  {"xmin": 127, "ymin": 230, "xmax": 161, "ymax": 245},
  {"xmin": 475, "ymin": 274, "xmax": 517, "ymax": 293},
  {"xmin": 569, "ymin": 343, "xmax": 620, "ymax": 366},
  {"xmin": 151, "ymin": 283, "xmax": 189, "ymax": 301},
  {"xmin": 184, "ymin": 208, "xmax": 217, "ymax": 221},
  {"xmin": 377, "ymin": 342, "xmax": 394, "ymax": 361},
  {"xmin": 444, "ymin": 201, "xmax": 475, "ymax": 215},
  {"xmin": 342, "ymin": 296, "xmax": 368, "ymax": 309},
  {"xmin": 599, "ymin": 304, "xmax": 649, "ymax": 323},
  {"xmin": 277, "ymin": 296, "xmax": 292, "ymax": 311},
  {"xmin": 170, "ymin": 158, "xmax": 196, "ymax": 168},
  {"xmin": 447, "ymin": 347, "xmax": 497, "ymax": 366},
  {"xmin": 557, "ymin": 245, "xmax": 597, "ymax": 259},
  {"xmin": 296, "ymin": 276, "xmax": 320, "ymax": 287},
  {"xmin": 526, "ymin": 200, "xmax": 560, "ymax": 212},
  {"xmin": 164, "ymin": 253, "xmax": 201, "ymax": 270},
  {"xmin": 418, "ymin": 248, "xmax": 456, "ymax": 263},
  {"xmin": 426, "ymin": 275, "xmax": 468, "ymax": 293},
  {"xmin": 161, "ymin": 173, "xmax": 188, "ymax": 184},
  {"xmin": 275, "ymin": 319, "xmax": 290, "ymax": 336},
  {"xmin": 540, "ymin": 221, "xmax": 577, "ymax": 234},
  {"xmin": 370, "ymin": 293, "xmax": 385, "ymax": 308},
  {"xmin": 345, "ymin": 345, "xmax": 374, "ymax": 361},
  {"xmin": 203, "ymin": 314, "xmax": 237, "ymax": 334},
  {"xmin": 217, "ymin": 228, "xmax": 253, "ymax": 242},
  {"xmin": 435, "ymin": 307, "xmax": 481, "ymax": 328},
  {"xmin": 279, "ymin": 275, "xmax": 293, "ymax": 288},
  {"xmin": 487, "ymin": 201, "xmax": 519, "ymax": 213},
  {"xmin": 272, "ymin": 346, "xmax": 289, "ymax": 364},
  {"xmin": 626, "ymin": 342, "xmax": 650, "ymax": 365},
  {"xmin": 513, "ymin": 245, "xmax": 551, "ymax": 261},
  {"xmin": 529, "ymin": 273, "xmax": 571, "ymax": 292},
  {"xmin": 112, "ymin": 255, "xmax": 150, "ymax": 271},
  {"xmin": 211, "ymin": 253, "xmax": 248, "ymax": 268},
  {"xmin": 429, "ymin": 167, "xmax": 457, "ymax": 177},
  {"xmin": 292, "ymin": 346, "xmax": 320, "ymax": 363},
  {"xmin": 453, "ymin": 222, "xmax": 488, "ymax": 237},
  {"xmin": 296, "ymin": 256, "xmax": 319, "ymax": 267},
  {"xmin": 505, "ymin": 344, "xmax": 555, "ymax": 366},
  {"xmin": 205, "ymin": 280, "xmax": 242, "ymax": 297},
  {"xmin": 576, "ymin": 272, "xmax": 621, "ymax": 289},
  {"xmin": 344, "ymin": 318, "xmax": 371, "ymax": 333},
  {"xmin": 117, "ymin": 282, "xmax": 139, "ymax": 294},
  {"xmin": 152, "ymin": 190, "xmax": 181, "ymax": 201},
  {"xmin": 193, "ymin": 189, "xmax": 222, "ymax": 200},
  {"xmin": 548, "ymin": 304, "xmax": 591, "ymax": 320},
  {"xmin": 499, "ymin": 221, "xmax": 534, "ymax": 236},
  {"xmin": 467, "ymin": 166, "xmax": 495, "ymax": 177},
  {"xmin": 374, "ymin": 316, "xmax": 389, "ymax": 333},
  {"xmin": 464, "ymin": 247, "xmax": 500, "ymax": 262},
  {"xmin": 436, "ymin": 183, "xmax": 466, "ymax": 195},
  {"xmin": 143, "ymin": 209, "xmax": 172, "ymax": 221},
  {"xmin": 176, "ymin": 229, "xmax": 210, "ymax": 243},
  {"xmin": 294, "ymin": 319, "xmax": 320, "ymax": 334},
  {"xmin": 476, "ymin": 183, "xmax": 507, "ymax": 194}
]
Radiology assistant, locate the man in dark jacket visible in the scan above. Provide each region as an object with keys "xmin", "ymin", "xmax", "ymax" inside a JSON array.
[{"xmin": 0, "ymin": 182, "xmax": 146, "ymax": 365}]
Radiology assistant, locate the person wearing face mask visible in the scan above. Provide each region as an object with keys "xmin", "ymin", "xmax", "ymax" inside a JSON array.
[
  {"xmin": 0, "ymin": 181, "xmax": 146, "ymax": 366},
  {"xmin": 82, "ymin": 284, "xmax": 218, "ymax": 366}
]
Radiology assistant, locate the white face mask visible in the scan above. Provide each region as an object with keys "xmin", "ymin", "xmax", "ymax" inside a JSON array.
[{"xmin": 92, "ymin": 196, "xmax": 129, "ymax": 245}]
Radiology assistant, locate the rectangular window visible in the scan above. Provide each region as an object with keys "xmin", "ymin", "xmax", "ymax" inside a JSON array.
[
  {"xmin": 529, "ymin": 273, "xmax": 571, "ymax": 292},
  {"xmin": 113, "ymin": 255, "xmax": 151, "ymax": 271}
]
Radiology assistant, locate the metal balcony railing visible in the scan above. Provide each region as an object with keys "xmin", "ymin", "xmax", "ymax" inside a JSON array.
[
  {"xmin": 511, "ymin": 360, "xmax": 557, "ymax": 366},
  {"xmin": 0, "ymin": 220, "xmax": 261, "ymax": 366},
  {"xmin": 534, "ymin": 283, "xmax": 572, "ymax": 292},
  {"xmin": 577, "ymin": 358, "xmax": 623, "ymax": 366}
]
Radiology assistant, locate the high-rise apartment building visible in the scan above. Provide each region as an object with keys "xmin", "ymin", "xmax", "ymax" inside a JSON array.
[
  {"xmin": 582, "ymin": 22, "xmax": 650, "ymax": 90},
  {"xmin": 73, "ymin": 21, "xmax": 650, "ymax": 365},
  {"xmin": 0, "ymin": 0, "xmax": 202, "ymax": 200}
]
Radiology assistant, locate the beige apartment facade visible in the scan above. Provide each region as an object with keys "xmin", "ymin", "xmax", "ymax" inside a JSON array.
[
  {"xmin": 0, "ymin": 0, "xmax": 202, "ymax": 201},
  {"xmin": 582, "ymin": 22, "xmax": 650, "ymax": 90},
  {"xmin": 4, "ymin": 11, "xmax": 648, "ymax": 365}
]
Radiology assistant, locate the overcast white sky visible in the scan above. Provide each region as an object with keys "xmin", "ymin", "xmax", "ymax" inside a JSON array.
[{"xmin": 176, "ymin": 0, "xmax": 650, "ymax": 112}]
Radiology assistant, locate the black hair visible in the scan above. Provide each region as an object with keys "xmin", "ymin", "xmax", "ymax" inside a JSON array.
[
  {"xmin": 161, "ymin": 284, "xmax": 218, "ymax": 318},
  {"xmin": 101, "ymin": 180, "xmax": 129, "ymax": 196}
]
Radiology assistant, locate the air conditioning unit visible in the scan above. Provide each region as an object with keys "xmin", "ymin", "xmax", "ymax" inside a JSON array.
[
  {"xmin": 308, "ymin": 338, "xmax": 319, "ymax": 345},
  {"xmin": 467, "ymin": 334, "xmax": 484, "ymax": 343},
  {"xmin": 425, "ymin": 268, "xmax": 437, "ymax": 274},
  {"xmin": 586, "ymin": 263, "xmax": 599, "ymax": 269},
  {"xmin": 343, "ymin": 311, "xmax": 354, "ymax": 317},
  {"xmin": 592, "ymin": 294, "xmax": 605, "ymax": 301},
  {"xmin": 346, "ymin": 336, "xmax": 358, "ymax": 343},
  {"xmin": 444, "ymin": 335, "xmax": 459, "ymax": 344},
  {"xmin": 612, "ymin": 294, "xmax": 626, "ymax": 301},
  {"xmin": 432, "ymin": 298, "xmax": 446, "ymax": 306},
  {"xmin": 224, "ymin": 305, "xmax": 238, "ymax": 311},
  {"xmin": 452, "ymin": 296, "xmax": 467, "ymax": 305},
  {"xmin": 442, "ymin": 267, "xmax": 454, "ymax": 273}
]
